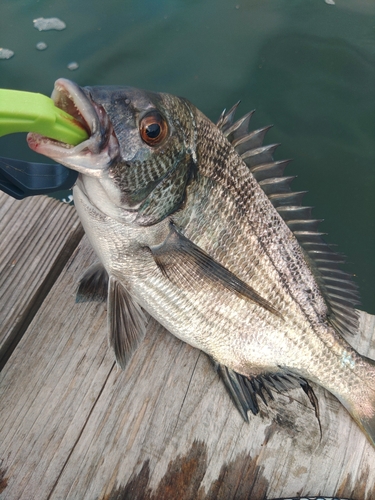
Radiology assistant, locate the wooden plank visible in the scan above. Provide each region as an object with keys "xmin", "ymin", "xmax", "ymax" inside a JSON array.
[
  {"xmin": 0, "ymin": 192, "xmax": 83, "ymax": 368},
  {"xmin": 1, "ymin": 233, "xmax": 375, "ymax": 500}
]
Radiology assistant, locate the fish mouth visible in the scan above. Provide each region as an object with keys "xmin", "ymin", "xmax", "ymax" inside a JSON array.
[{"xmin": 27, "ymin": 78, "xmax": 118, "ymax": 177}]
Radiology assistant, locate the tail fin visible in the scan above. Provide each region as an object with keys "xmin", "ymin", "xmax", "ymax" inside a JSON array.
[
  {"xmin": 336, "ymin": 354, "xmax": 375, "ymax": 449},
  {"xmin": 358, "ymin": 413, "xmax": 375, "ymax": 448}
]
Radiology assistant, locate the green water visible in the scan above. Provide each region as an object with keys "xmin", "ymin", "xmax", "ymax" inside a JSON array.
[{"xmin": 1, "ymin": 0, "xmax": 374, "ymax": 312}]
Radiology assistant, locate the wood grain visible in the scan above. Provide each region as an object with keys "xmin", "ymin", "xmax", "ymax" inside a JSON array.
[
  {"xmin": 0, "ymin": 192, "xmax": 83, "ymax": 368},
  {"xmin": 1, "ymin": 231, "xmax": 375, "ymax": 500}
]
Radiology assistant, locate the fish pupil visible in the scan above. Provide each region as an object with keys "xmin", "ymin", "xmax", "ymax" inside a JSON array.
[
  {"xmin": 146, "ymin": 123, "xmax": 161, "ymax": 138},
  {"xmin": 140, "ymin": 111, "xmax": 168, "ymax": 145}
]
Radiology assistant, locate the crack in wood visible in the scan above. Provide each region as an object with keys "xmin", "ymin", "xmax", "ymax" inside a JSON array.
[
  {"xmin": 46, "ymin": 361, "xmax": 117, "ymax": 500},
  {"xmin": 173, "ymin": 352, "xmax": 202, "ymax": 434}
]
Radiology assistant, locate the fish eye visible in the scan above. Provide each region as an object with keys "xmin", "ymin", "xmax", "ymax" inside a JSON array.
[{"xmin": 139, "ymin": 111, "xmax": 168, "ymax": 146}]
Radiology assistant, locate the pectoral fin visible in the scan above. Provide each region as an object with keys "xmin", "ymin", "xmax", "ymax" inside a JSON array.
[
  {"xmin": 76, "ymin": 262, "xmax": 109, "ymax": 302},
  {"xmin": 108, "ymin": 276, "xmax": 148, "ymax": 369},
  {"xmin": 150, "ymin": 223, "xmax": 281, "ymax": 318}
]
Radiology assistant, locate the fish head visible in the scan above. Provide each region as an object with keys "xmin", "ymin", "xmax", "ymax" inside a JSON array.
[{"xmin": 27, "ymin": 78, "xmax": 197, "ymax": 224}]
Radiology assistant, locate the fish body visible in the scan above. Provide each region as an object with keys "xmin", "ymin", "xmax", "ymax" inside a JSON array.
[{"xmin": 28, "ymin": 78, "xmax": 375, "ymax": 447}]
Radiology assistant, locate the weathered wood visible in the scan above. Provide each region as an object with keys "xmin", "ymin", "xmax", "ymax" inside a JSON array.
[
  {"xmin": 1, "ymin": 224, "xmax": 375, "ymax": 499},
  {"xmin": 0, "ymin": 192, "xmax": 83, "ymax": 368}
]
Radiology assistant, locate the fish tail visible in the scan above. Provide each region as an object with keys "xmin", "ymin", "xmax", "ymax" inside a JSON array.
[{"xmin": 336, "ymin": 354, "xmax": 375, "ymax": 448}]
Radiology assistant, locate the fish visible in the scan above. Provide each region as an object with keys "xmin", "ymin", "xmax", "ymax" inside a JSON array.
[{"xmin": 27, "ymin": 78, "xmax": 375, "ymax": 448}]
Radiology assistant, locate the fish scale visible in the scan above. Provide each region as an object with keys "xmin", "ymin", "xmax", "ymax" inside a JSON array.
[{"xmin": 27, "ymin": 78, "xmax": 375, "ymax": 449}]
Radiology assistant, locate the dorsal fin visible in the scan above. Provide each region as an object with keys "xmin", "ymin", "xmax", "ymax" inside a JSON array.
[
  {"xmin": 216, "ymin": 101, "xmax": 241, "ymax": 132},
  {"xmin": 217, "ymin": 106, "xmax": 360, "ymax": 337}
]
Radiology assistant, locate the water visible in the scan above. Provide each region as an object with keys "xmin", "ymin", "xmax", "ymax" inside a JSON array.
[{"xmin": 0, "ymin": 0, "xmax": 374, "ymax": 312}]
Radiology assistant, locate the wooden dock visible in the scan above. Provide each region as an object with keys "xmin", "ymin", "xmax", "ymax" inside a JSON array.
[{"xmin": 1, "ymin": 191, "xmax": 374, "ymax": 500}]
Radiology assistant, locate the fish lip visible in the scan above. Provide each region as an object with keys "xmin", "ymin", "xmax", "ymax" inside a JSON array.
[
  {"xmin": 27, "ymin": 78, "xmax": 118, "ymax": 176},
  {"xmin": 52, "ymin": 78, "xmax": 100, "ymax": 137},
  {"xmin": 28, "ymin": 78, "xmax": 99, "ymax": 147}
]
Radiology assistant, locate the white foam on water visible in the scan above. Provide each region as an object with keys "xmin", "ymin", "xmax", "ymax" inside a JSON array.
[
  {"xmin": 0, "ymin": 48, "xmax": 14, "ymax": 59},
  {"xmin": 33, "ymin": 17, "xmax": 66, "ymax": 31},
  {"xmin": 62, "ymin": 194, "xmax": 73, "ymax": 204},
  {"xmin": 67, "ymin": 61, "xmax": 79, "ymax": 71},
  {"xmin": 36, "ymin": 42, "xmax": 48, "ymax": 50}
]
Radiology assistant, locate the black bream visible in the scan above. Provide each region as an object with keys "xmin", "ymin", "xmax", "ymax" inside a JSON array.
[{"xmin": 28, "ymin": 78, "xmax": 375, "ymax": 448}]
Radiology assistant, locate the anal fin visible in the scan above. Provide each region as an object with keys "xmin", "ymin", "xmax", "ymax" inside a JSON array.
[
  {"xmin": 212, "ymin": 362, "xmax": 259, "ymax": 420},
  {"xmin": 108, "ymin": 276, "xmax": 148, "ymax": 369},
  {"xmin": 76, "ymin": 262, "xmax": 109, "ymax": 302},
  {"xmin": 212, "ymin": 359, "xmax": 318, "ymax": 424}
]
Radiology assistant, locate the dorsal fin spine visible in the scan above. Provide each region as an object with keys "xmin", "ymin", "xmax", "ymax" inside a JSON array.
[
  {"xmin": 219, "ymin": 101, "xmax": 241, "ymax": 132},
  {"xmin": 233, "ymin": 125, "xmax": 272, "ymax": 153},
  {"xmin": 269, "ymin": 191, "xmax": 307, "ymax": 207},
  {"xmin": 277, "ymin": 205, "xmax": 313, "ymax": 220},
  {"xmin": 242, "ymin": 144, "xmax": 280, "ymax": 168},
  {"xmin": 224, "ymin": 110, "xmax": 255, "ymax": 140}
]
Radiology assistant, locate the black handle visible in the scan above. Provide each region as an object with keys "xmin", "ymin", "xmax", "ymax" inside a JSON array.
[{"xmin": 0, "ymin": 156, "xmax": 78, "ymax": 200}]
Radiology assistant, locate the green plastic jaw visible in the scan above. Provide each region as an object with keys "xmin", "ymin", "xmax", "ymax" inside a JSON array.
[{"xmin": 0, "ymin": 89, "xmax": 89, "ymax": 145}]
